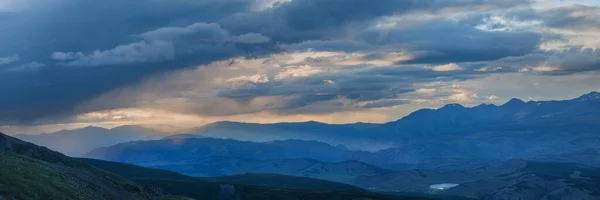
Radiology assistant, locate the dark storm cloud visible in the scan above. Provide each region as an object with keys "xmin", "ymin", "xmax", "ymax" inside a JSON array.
[
  {"xmin": 216, "ymin": 65, "xmax": 483, "ymax": 113},
  {"xmin": 502, "ymin": 4, "xmax": 599, "ymax": 42},
  {"xmin": 490, "ymin": 48, "xmax": 600, "ymax": 75},
  {"xmin": 537, "ymin": 4, "xmax": 600, "ymax": 30},
  {"xmin": 220, "ymin": 0, "xmax": 530, "ymax": 43},
  {"xmin": 275, "ymin": 17, "xmax": 542, "ymax": 64},
  {"xmin": 281, "ymin": 40, "xmax": 372, "ymax": 52},
  {"xmin": 0, "ymin": 0, "xmax": 262, "ymax": 124},
  {"xmin": 2, "ymin": 0, "xmax": 593, "ymax": 125},
  {"xmin": 358, "ymin": 19, "xmax": 542, "ymax": 64},
  {"xmin": 0, "ymin": 0, "xmax": 255, "ymax": 60}
]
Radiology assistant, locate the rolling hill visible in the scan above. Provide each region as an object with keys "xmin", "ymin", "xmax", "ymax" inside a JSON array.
[
  {"xmin": 1, "ymin": 132, "xmax": 432, "ymax": 200},
  {"xmin": 79, "ymin": 158, "xmax": 435, "ymax": 200},
  {"xmin": 84, "ymin": 138, "xmax": 356, "ymax": 165},
  {"xmin": 148, "ymin": 156, "xmax": 391, "ymax": 183},
  {"xmin": 181, "ymin": 121, "xmax": 388, "ymax": 151},
  {"xmin": 356, "ymin": 159, "xmax": 600, "ymax": 199}
]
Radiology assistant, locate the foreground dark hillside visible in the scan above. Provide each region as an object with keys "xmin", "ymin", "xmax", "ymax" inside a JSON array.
[{"xmin": 0, "ymin": 133, "xmax": 169, "ymax": 200}]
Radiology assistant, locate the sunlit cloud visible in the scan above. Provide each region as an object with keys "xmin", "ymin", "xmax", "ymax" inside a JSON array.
[
  {"xmin": 531, "ymin": 66, "xmax": 562, "ymax": 72},
  {"xmin": 475, "ymin": 66, "xmax": 503, "ymax": 72},
  {"xmin": 274, "ymin": 65, "xmax": 323, "ymax": 80},
  {"xmin": 476, "ymin": 15, "xmax": 542, "ymax": 32},
  {"xmin": 486, "ymin": 95, "xmax": 500, "ymax": 100},
  {"xmin": 429, "ymin": 63, "xmax": 464, "ymax": 72},
  {"xmin": 226, "ymin": 74, "xmax": 270, "ymax": 83},
  {"xmin": 446, "ymin": 89, "xmax": 479, "ymax": 102},
  {"xmin": 416, "ymin": 88, "xmax": 437, "ymax": 95}
]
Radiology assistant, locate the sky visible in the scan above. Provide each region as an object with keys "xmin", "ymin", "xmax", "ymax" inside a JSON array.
[{"xmin": 0, "ymin": 0, "xmax": 599, "ymax": 134}]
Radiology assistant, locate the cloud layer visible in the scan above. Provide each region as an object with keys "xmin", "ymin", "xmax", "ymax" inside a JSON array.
[{"xmin": 0, "ymin": 0, "xmax": 599, "ymax": 129}]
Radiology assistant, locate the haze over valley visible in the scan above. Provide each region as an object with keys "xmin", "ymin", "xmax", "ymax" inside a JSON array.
[
  {"xmin": 1, "ymin": 0, "xmax": 599, "ymax": 199},
  {"xmin": 5, "ymin": 92, "xmax": 600, "ymax": 199}
]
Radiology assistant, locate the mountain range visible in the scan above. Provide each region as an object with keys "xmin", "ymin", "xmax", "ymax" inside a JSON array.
[
  {"xmin": 82, "ymin": 137, "xmax": 600, "ymax": 199},
  {"xmin": 9, "ymin": 91, "xmax": 600, "ymax": 199},
  {"xmin": 5, "ymin": 128, "xmax": 598, "ymax": 199},
  {"xmin": 167, "ymin": 91, "xmax": 600, "ymax": 148},
  {"xmin": 145, "ymin": 156, "xmax": 391, "ymax": 184},
  {"xmin": 16, "ymin": 92, "xmax": 600, "ymax": 167}
]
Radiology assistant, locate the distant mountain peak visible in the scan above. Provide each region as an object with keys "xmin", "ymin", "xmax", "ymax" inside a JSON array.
[
  {"xmin": 81, "ymin": 126, "xmax": 107, "ymax": 131},
  {"xmin": 203, "ymin": 121, "xmax": 244, "ymax": 127},
  {"xmin": 475, "ymin": 103, "xmax": 497, "ymax": 108},
  {"xmin": 575, "ymin": 91, "xmax": 600, "ymax": 101},
  {"xmin": 503, "ymin": 98, "xmax": 526, "ymax": 107},
  {"xmin": 302, "ymin": 120, "xmax": 327, "ymax": 125},
  {"xmin": 440, "ymin": 103, "xmax": 465, "ymax": 110},
  {"xmin": 110, "ymin": 125, "xmax": 145, "ymax": 130}
]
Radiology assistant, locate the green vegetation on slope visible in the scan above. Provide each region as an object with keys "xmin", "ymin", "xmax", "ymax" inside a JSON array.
[
  {"xmin": 78, "ymin": 158, "xmax": 222, "ymax": 199},
  {"xmin": 0, "ymin": 133, "xmax": 188, "ymax": 200},
  {"xmin": 0, "ymin": 151, "xmax": 151, "ymax": 200}
]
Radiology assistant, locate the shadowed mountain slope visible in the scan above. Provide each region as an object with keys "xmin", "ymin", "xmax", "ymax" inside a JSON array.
[{"xmin": 0, "ymin": 132, "xmax": 174, "ymax": 200}]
